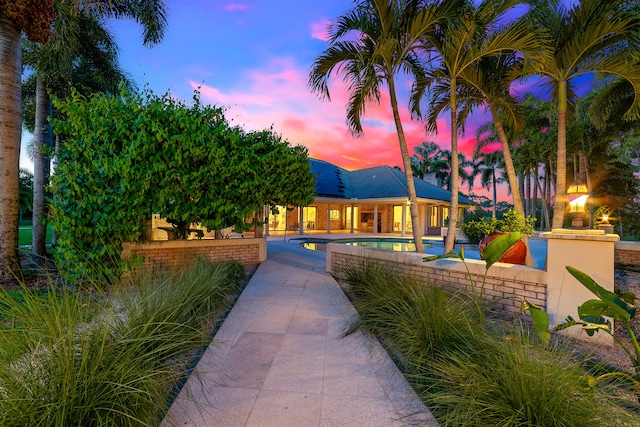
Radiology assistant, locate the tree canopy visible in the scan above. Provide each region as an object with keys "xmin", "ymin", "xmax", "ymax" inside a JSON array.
[{"xmin": 50, "ymin": 87, "xmax": 315, "ymax": 278}]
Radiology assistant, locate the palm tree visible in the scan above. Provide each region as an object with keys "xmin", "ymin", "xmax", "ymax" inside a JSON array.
[
  {"xmin": 22, "ymin": 2, "xmax": 142, "ymax": 258},
  {"xmin": 412, "ymin": 0, "xmax": 549, "ymax": 253},
  {"xmin": 473, "ymin": 149, "xmax": 504, "ymax": 219},
  {"xmin": 529, "ymin": 0, "xmax": 640, "ymax": 229},
  {"xmin": 410, "ymin": 141, "xmax": 441, "ymax": 180},
  {"xmin": 309, "ymin": 0, "xmax": 462, "ymax": 254},
  {"xmin": 0, "ymin": 1, "xmax": 166, "ymax": 281}
]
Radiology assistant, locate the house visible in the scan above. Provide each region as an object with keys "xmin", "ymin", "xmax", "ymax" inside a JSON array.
[{"xmin": 266, "ymin": 158, "xmax": 474, "ymax": 236}]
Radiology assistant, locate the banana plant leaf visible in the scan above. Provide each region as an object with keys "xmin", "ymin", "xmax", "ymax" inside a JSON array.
[
  {"xmin": 423, "ymin": 247, "xmax": 465, "ymax": 262},
  {"xmin": 481, "ymin": 232, "xmax": 522, "ymax": 268},
  {"xmin": 521, "ymin": 298, "xmax": 550, "ymax": 345},
  {"xmin": 566, "ymin": 266, "xmax": 635, "ymax": 322},
  {"xmin": 554, "ymin": 315, "xmax": 611, "ymax": 336}
]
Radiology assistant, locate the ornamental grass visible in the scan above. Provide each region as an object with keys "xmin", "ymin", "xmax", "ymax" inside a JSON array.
[
  {"xmin": 342, "ymin": 260, "xmax": 640, "ymax": 426},
  {"xmin": 0, "ymin": 258, "xmax": 243, "ymax": 426}
]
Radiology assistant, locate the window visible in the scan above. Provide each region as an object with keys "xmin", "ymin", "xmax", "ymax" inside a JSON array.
[
  {"xmin": 442, "ymin": 207, "xmax": 449, "ymax": 226},
  {"xmin": 329, "ymin": 209, "xmax": 340, "ymax": 220}
]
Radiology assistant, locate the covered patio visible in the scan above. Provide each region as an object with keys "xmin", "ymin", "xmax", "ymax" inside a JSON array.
[{"xmin": 264, "ymin": 159, "xmax": 474, "ymax": 238}]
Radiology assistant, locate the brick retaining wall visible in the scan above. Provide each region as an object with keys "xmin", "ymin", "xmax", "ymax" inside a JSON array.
[
  {"xmin": 615, "ymin": 241, "xmax": 640, "ymax": 267},
  {"xmin": 122, "ymin": 238, "xmax": 267, "ymax": 276},
  {"xmin": 327, "ymin": 244, "xmax": 547, "ymax": 315}
]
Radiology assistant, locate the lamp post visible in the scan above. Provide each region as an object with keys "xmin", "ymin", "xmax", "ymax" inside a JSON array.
[{"xmin": 567, "ymin": 178, "xmax": 589, "ymax": 228}]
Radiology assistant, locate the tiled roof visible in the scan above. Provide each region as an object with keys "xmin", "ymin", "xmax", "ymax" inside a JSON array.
[{"xmin": 309, "ymin": 159, "xmax": 474, "ymax": 205}]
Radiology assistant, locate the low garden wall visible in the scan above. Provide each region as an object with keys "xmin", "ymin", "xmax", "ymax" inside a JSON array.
[
  {"xmin": 327, "ymin": 244, "xmax": 547, "ymax": 316},
  {"xmin": 615, "ymin": 241, "xmax": 640, "ymax": 268},
  {"xmin": 122, "ymin": 238, "xmax": 267, "ymax": 276}
]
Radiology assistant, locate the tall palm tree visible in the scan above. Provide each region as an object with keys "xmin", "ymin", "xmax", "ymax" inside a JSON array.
[
  {"xmin": 0, "ymin": 0, "xmax": 166, "ymax": 282},
  {"xmin": 530, "ymin": 0, "xmax": 640, "ymax": 229},
  {"xmin": 412, "ymin": 0, "xmax": 549, "ymax": 253},
  {"xmin": 473, "ymin": 149, "xmax": 504, "ymax": 219},
  {"xmin": 410, "ymin": 141, "xmax": 441, "ymax": 180},
  {"xmin": 23, "ymin": 2, "xmax": 141, "ymax": 258},
  {"xmin": 309, "ymin": 0, "xmax": 463, "ymax": 253},
  {"xmin": 0, "ymin": 2, "xmax": 54, "ymax": 282}
]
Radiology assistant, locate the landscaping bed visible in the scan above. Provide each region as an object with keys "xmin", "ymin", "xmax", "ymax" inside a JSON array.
[
  {"xmin": 0, "ymin": 258, "xmax": 246, "ymax": 426},
  {"xmin": 339, "ymin": 261, "xmax": 640, "ymax": 426}
]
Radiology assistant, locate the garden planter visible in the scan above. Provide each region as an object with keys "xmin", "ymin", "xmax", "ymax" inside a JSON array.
[{"xmin": 479, "ymin": 231, "xmax": 526, "ymax": 265}]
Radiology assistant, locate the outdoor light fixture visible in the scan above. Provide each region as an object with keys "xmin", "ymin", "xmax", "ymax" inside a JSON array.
[{"xmin": 567, "ymin": 178, "xmax": 589, "ymax": 228}]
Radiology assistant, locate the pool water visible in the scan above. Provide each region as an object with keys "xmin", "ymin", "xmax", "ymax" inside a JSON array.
[{"xmin": 300, "ymin": 237, "xmax": 547, "ymax": 268}]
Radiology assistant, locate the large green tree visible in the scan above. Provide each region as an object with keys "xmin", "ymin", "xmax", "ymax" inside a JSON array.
[
  {"xmin": 309, "ymin": 0, "xmax": 463, "ymax": 254},
  {"xmin": 51, "ymin": 88, "xmax": 314, "ymax": 278},
  {"xmin": 529, "ymin": 0, "xmax": 640, "ymax": 229},
  {"xmin": 412, "ymin": 0, "xmax": 548, "ymax": 253}
]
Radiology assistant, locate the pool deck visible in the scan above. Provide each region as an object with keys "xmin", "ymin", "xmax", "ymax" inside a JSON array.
[{"xmin": 162, "ymin": 237, "xmax": 438, "ymax": 426}]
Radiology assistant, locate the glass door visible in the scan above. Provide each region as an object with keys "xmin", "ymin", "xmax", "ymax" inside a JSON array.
[{"xmin": 345, "ymin": 206, "xmax": 359, "ymax": 230}]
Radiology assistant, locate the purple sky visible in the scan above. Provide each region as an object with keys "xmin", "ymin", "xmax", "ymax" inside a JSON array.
[{"xmin": 20, "ymin": 1, "xmax": 594, "ymax": 203}]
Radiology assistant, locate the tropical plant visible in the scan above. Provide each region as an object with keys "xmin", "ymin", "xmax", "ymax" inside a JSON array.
[
  {"xmin": 529, "ymin": 0, "xmax": 640, "ymax": 229},
  {"xmin": 411, "ymin": 0, "xmax": 549, "ymax": 254},
  {"xmin": 473, "ymin": 149, "xmax": 504, "ymax": 218},
  {"xmin": 308, "ymin": 0, "xmax": 466, "ymax": 254},
  {"xmin": 525, "ymin": 265, "xmax": 640, "ymax": 402},
  {"xmin": 424, "ymin": 231, "xmax": 523, "ymax": 322}
]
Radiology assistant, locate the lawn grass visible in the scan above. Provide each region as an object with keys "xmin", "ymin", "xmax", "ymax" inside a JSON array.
[
  {"xmin": 18, "ymin": 223, "xmax": 53, "ymax": 246},
  {"xmin": 341, "ymin": 260, "xmax": 640, "ymax": 426},
  {"xmin": 0, "ymin": 258, "xmax": 244, "ymax": 426}
]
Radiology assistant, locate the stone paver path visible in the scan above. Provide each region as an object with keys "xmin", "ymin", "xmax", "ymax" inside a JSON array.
[{"xmin": 162, "ymin": 240, "xmax": 438, "ymax": 426}]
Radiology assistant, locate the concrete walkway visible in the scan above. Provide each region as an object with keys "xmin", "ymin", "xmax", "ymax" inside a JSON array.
[{"xmin": 163, "ymin": 240, "xmax": 438, "ymax": 426}]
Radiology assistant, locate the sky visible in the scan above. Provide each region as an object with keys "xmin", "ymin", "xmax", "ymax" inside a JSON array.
[{"xmin": 19, "ymin": 0, "xmax": 593, "ymax": 203}]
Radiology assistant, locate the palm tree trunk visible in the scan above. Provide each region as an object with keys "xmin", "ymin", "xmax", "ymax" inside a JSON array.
[
  {"xmin": 552, "ymin": 81, "xmax": 568, "ymax": 229},
  {"xmin": 534, "ymin": 173, "xmax": 549, "ymax": 232},
  {"xmin": 491, "ymin": 169, "xmax": 497, "ymax": 219},
  {"xmin": 32, "ymin": 74, "xmax": 53, "ymax": 258},
  {"xmin": 490, "ymin": 108, "xmax": 533, "ymax": 265},
  {"xmin": 532, "ymin": 168, "xmax": 538, "ymax": 224},
  {"xmin": 492, "ymin": 110, "xmax": 525, "ymax": 214},
  {"xmin": 0, "ymin": 15, "xmax": 22, "ymax": 283},
  {"xmin": 388, "ymin": 78, "xmax": 424, "ymax": 253},
  {"xmin": 444, "ymin": 80, "xmax": 459, "ymax": 254}
]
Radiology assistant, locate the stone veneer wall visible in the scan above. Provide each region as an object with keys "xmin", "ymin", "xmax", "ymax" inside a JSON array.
[
  {"xmin": 122, "ymin": 238, "xmax": 267, "ymax": 276},
  {"xmin": 327, "ymin": 244, "xmax": 547, "ymax": 315},
  {"xmin": 615, "ymin": 241, "xmax": 640, "ymax": 267}
]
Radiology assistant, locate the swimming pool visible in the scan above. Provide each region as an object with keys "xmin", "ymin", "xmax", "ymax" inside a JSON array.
[{"xmin": 299, "ymin": 237, "xmax": 547, "ymax": 268}]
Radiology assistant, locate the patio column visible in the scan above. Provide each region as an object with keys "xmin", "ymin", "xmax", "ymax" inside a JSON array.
[
  {"xmin": 298, "ymin": 206, "xmax": 304, "ymax": 234},
  {"xmin": 373, "ymin": 205, "xmax": 378, "ymax": 235},
  {"xmin": 542, "ymin": 229, "xmax": 619, "ymax": 345},
  {"xmin": 264, "ymin": 205, "xmax": 270, "ymax": 237},
  {"xmin": 401, "ymin": 204, "xmax": 406, "ymax": 237},
  {"xmin": 350, "ymin": 204, "xmax": 355, "ymax": 234},
  {"xmin": 327, "ymin": 204, "xmax": 331, "ymax": 234}
]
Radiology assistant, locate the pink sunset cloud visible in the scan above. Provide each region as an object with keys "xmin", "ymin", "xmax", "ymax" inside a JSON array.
[
  {"xmin": 222, "ymin": 3, "xmax": 249, "ymax": 12},
  {"xmin": 311, "ymin": 19, "xmax": 331, "ymax": 41},
  {"xmin": 191, "ymin": 56, "xmax": 488, "ymax": 174}
]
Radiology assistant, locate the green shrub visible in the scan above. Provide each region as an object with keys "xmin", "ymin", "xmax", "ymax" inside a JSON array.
[{"xmin": 461, "ymin": 209, "xmax": 535, "ymax": 244}]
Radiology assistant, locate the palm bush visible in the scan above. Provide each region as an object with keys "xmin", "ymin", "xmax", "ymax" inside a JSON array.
[{"xmin": 0, "ymin": 259, "xmax": 243, "ymax": 426}]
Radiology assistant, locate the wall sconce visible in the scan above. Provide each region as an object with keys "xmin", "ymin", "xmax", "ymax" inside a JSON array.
[{"xmin": 567, "ymin": 178, "xmax": 589, "ymax": 228}]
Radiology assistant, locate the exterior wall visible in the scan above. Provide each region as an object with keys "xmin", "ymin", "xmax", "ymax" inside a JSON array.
[
  {"xmin": 122, "ymin": 238, "xmax": 267, "ymax": 277},
  {"xmin": 615, "ymin": 241, "xmax": 640, "ymax": 267},
  {"xmin": 327, "ymin": 244, "xmax": 547, "ymax": 315}
]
